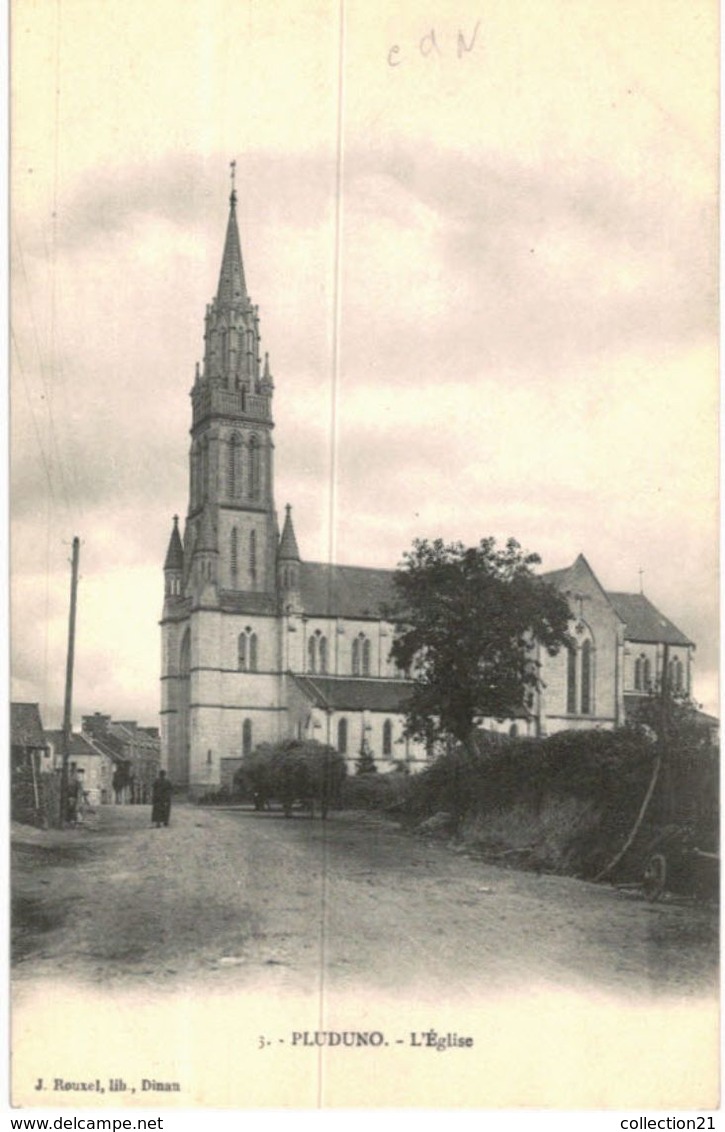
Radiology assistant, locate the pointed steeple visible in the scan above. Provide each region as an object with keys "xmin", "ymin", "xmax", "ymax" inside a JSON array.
[
  {"xmin": 216, "ymin": 180, "xmax": 247, "ymax": 308},
  {"xmin": 164, "ymin": 515, "xmax": 184, "ymax": 570},
  {"xmin": 278, "ymin": 504, "xmax": 300, "ymax": 560}
]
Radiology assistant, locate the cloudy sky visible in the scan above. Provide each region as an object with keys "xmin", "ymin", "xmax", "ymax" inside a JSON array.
[{"xmin": 11, "ymin": 0, "xmax": 718, "ymax": 727}]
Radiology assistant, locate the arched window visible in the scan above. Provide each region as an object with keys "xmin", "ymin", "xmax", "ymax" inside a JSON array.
[
  {"xmin": 242, "ymin": 719, "xmax": 253, "ymax": 757},
  {"xmin": 308, "ymin": 635, "xmax": 317, "ymax": 673},
  {"xmin": 581, "ymin": 640, "xmax": 592, "ymax": 714},
  {"xmin": 201, "ymin": 439, "xmax": 209, "ymax": 501},
  {"xmin": 319, "ymin": 636, "xmax": 328, "ymax": 674},
  {"xmin": 634, "ymin": 656, "xmax": 643, "ymax": 691},
  {"xmin": 249, "ymin": 530, "xmax": 257, "ymax": 580},
  {"xmin": 566, "ymin": 646, "xmax": 577, "ymax": 713},
  {"xmin": 180, "ymin": 628, "xmax": 191, "ymax": 676},
  {"xmin": 220, "ymin": 329, "xmax": 228, "ymax": 372},
  {"xmin": 670, "ymin": 656, "xmax": 683, "ymax": 692},
  {"xmin": 362, "ymin": 638, "xmax": 371, "ymax": 676},
  {"xmin": 337, "ymin": 718, "xmax": 348, "ymax": 755},
  {"xmin": 249, "ymin": 435, "xmax": 260, "ymax": 498},
  {"xmin": 382, "ymin": 720, "xmax": 393, "ymax": 758},
  {"xmin": 643, "ymin": 657, "xmax": 652, "ymax": 689},
  {"xmin": 230, "ymin": 528, "xmax": 238, "ymax": 579},
  {"xmin": 238, "ymin": 628, "xmax": 258, "ymax": 671},
  {"xmin": 227, "ymin": 434, "xmax": 241, "ymax": 498},
  {"xmin": 351, "ymin": 638, "xmax": 360, "ymax": 676}
]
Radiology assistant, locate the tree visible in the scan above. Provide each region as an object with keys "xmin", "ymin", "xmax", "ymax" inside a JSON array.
[{"xmin": 388, "ymin": 537, "xmax": 572, "ymax": 753}]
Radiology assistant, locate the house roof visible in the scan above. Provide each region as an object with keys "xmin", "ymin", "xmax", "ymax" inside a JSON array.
[
  {"xmin": 45, "ymin": 730, "xmax": 104, "ymax": 759},
  {"xmin": 300, "ymin": 562, "xmax": 397, "ymax": 619},
  {"xmin": 11, "ymin": 702, "xmax": 46, "ymax": 749},
  {"xmin": 607, "ymin": 592, "xmax": 693, "ymax": 646},
  {"xmin": 291, "ymin": 675, "xmax": 413, "ymax": 713}
]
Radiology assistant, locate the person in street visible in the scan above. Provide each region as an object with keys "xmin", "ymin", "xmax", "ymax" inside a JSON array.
[
  {"xmin": 66, "ymin": 766, "xmax": 81, "ymax": 827},
  {"xmin": 151, "ymin": 769, "xmax": 173, "ymax": 828}
]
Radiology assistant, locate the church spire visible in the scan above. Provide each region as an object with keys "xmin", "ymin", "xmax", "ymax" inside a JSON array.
[
  {"xmin": 278, "ymin": 504, "xmax": 301, "ymax": 561},
  {"xmin": 215, "ymin": 162, "xmax": 247, "ymax": 308}
]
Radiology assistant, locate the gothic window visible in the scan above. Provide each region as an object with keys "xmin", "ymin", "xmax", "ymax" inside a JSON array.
[
  {"xmin": 643, "ymin": 657, "xmax": 652, "ymax": 689},
  {"xmin": 201, "ymin": 439, "xmax": 209, "ymax": 502},
  {"xmin": 634, "ymin": 656, "xmax": 643, "ymax": 691},
  {"xmin": 581, "ymin": 640, "xmax": 592, "ymax": 714},
  {"xmin": 382, "ymin": 720, "xmax": 393, "ymax": 758},
  {"xmin": 230, "ymin": 529, "xmax": 238, "ymax": 579},
  {"xmin": 352, "ymin": 633, "xmax": 369, "ymax": 676},
  {"xmin": 319, "ymin": 636, "xmax": 328, "ymax": 674},
  {"xmin": 242, "ymin": 719, "xmax": 253, "ymax": 757},
  {"xmin": 249, "ymin": 530, "xmax": 257, "ymax": 580},
  {"xmin": 180, "ymin": 629, "xmax": 190, "ymax": 676},
  {"xmin": 337, "ymin": 718, "xmax": 348, "ymax": 755},
  {"xmin": 670, "ymin": 656, "xmax": 683, "ymax": 692},
  {"xmin": 221, "ymin": 329, "xmax": 229, "ymax": 372},
  {"xmin": 227, "ymin": 434, "xmax": 241, "ymax": 498},
  {"xmin": 238, "ymin": 628, "xmax": 259, "ymax": 672},
  {"xmin": 566, "ymin": 646, "xmax": 577, "ymax": 714},
  {"xmin": 308, "ymin": 635, "xmax": 317, "ymax": 674},
  {"xmin": 249, "ymin": 435, "xmax": 260, "ymax": 498}
]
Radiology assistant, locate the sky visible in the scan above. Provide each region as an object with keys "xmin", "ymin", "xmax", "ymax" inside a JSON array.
[{"xmin": 10, "ymin": 0, "xmax": 719, "ymax": 727}]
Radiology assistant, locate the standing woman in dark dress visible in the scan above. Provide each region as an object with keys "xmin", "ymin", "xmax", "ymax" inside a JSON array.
[{"xmin": 151, "ymin": 769, "xmax": 173, "ymax": 827}]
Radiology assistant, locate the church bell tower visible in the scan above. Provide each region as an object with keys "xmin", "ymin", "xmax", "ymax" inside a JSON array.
[{"xmin": 161, "ymin": 168, "xmax": 283, "ymax": 794}]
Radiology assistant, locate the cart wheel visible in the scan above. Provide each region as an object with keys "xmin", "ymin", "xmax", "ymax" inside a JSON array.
[{"xmin": 643, "ymin": 852, "xmax": 667, "ymax": 902}]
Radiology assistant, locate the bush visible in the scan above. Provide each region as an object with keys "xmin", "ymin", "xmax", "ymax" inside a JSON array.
[{"xmin": 342, "ymin": 769, "xmax": 412, "ymax": 812}]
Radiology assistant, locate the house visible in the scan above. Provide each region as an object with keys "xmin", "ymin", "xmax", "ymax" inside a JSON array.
[
  {"xmin": 11, "ymin": 702, "xmax": 49, "ymax": 823},
  {"xmin": 160, "ymin": 185, "xmax": 699, "ymax": 795},
  {"xmin": 81, "ymin": 713, "xmax": 160, "ymax": 802},
  {"xmin": 44, "ymin": 729, "xmax": 116, "ymax": 806}
]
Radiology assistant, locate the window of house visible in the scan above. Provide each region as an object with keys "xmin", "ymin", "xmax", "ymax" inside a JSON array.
[
  {"xmin": 337, "ymin": 718, "xmax": 348, "ymax": 754},
  {"xmin": 382, "ymin": 719, "xmax": 393, "ymax": 758}
]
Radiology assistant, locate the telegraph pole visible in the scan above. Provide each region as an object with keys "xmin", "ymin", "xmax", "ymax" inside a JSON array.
[{"xmin": 59, "ymin": 537, "xmax": 80, "ymax": 827}]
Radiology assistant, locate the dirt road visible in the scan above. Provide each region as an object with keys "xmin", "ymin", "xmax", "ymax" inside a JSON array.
[{"xmin": 12, "ymin": 802, "xmax": 717, "ymax": 999}]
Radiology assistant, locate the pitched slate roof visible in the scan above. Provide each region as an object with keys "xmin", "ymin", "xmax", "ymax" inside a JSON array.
[
  {"xmin": 45, "ymin": 730, "xmax": 104, "ymax": 759},
  {"xmin": 607, "ymin": 592, "xmax": 693, "ymax": 646},
  {"xmin": 300, "ymin": 562, "xmax": 397, "ymax": 619},
  {"xmin": 11, "ymin": 703, "xmax": 46, "ymax": 749},
  {"xmin": 292, "ymin": 675, "xmax": 413, "ymax": 713}
]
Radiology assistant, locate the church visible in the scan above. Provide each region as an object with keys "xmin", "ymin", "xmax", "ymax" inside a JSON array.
[{"xmin": 160, "ymin": 185, "xmax": 695, "ymax": 796}]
